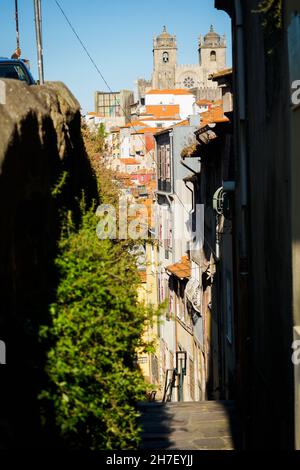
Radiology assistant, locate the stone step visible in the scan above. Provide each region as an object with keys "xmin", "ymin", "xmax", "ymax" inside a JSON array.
[
  {"xmin": 139, "ymin": 401, "xmax": 235, "ymax": 413},
  {"xmin": 141, "ymin": 437, "xmax": 234, "ymax": 450},
  {"xmin": 139, "ymin": 400, "xmax": 239, "ymax": 450}
]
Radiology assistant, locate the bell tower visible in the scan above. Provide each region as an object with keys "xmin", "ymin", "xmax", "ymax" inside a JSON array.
[
  {"xmin": 152, "ymin": 26, "xmax": 177, "ymax": 89},
  {"xmin": 198, "ymin": 25, "xmax": 226, "ymax": 73}
]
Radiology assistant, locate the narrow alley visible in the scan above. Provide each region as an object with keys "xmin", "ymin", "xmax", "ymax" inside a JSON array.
[
  {"xmin": 139, "ymin": 401, "xmax": 239, "ymax": 450},
  {"xmin": 0, "ymin": 0, "xmax": 299, "ymax": 457}
]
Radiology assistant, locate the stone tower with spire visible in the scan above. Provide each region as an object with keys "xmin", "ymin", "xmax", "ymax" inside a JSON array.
[
  {"xmin": 148, "ymin": 25, "xmax": 227, "ymax": 100},
  {"xmin": 198, "ymin": 25, "xmax": 226, "ymax": 73},
  {"xmin": 152, "ymin": 26, "xmax": 177, "ymax": 89}
]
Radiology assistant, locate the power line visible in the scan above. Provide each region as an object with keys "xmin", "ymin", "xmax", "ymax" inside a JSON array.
[
  {"xmin": 53, "ymin": 1, "xmax": 216, "ymax": 271},
  {"xmin": 54, "ymin": 0, "xmax": 112, "ymax": 93},
  {"xmin": 53, "ymin": 0, "xmax": 151, "ymax": 155}
]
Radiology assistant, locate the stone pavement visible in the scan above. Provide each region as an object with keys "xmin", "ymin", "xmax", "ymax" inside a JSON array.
[{"xmin": 138, "ymin": 400, "xmax": 239, "ymax": 450}]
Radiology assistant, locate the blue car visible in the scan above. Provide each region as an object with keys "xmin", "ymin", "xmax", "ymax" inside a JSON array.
[{"xmin": 0, "ymin": 58, "xmax": 35, "ymax": 85}]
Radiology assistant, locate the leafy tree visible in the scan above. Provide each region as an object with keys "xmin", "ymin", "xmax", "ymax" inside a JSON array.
[
  {"xmin": 256, "ymin": 0, "xmax": 282, "ymax": 29},
  {"xmin": 40, "ymin": 129, "xmax": 157, "ymax": 450},
  {"xmin": 94, "ymin": 123, "xmax": 108, "ymax": 153},
  {"xmin": 40, "ymin": 206, "xmax": 154, "ymax": 450}
]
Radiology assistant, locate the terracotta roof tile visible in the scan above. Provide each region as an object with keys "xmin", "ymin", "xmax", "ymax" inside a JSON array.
[
  {"xmin": 86, "ymin": 112, "xmax": 104, "ymax": 117},
  {"xmin": 146, "ymin": 88, "xmax": 193, "ymax": 95},
  {"xmin": 197, "ymin": 99, "xmax": 213, "ymax": 106},
  {"xmin": 120, "ymin": 158, "xmax": 139, "ymax": 165},
  {"xmin": 200, "ymin": 104, "xmax": 229, "ymax": 125},
  {"xmin": 173, "ymin": 119, "xmax": 190, "ymax": 127},
  {"xmin": 141, "ymin": 117, "xmax": 181, "ymax": 121},
  {"xmin": 131, "ymin": 127, "xmax": 160, "ymax": 134},
  {"xmin": 139, "ymin": 271, "xmax": 147, "ymax": 283},
  {"xmin": 131, "ymin": 169, "xmax": 155, "ymax": 175},
  {"xmin": 122, "ymin": 121, "xmax": 150, "ymax": 128},
  {"xmin": 166, "ymin": 255, "xmax": 191, "ymax": 279},
  {"xmin": 210, "ymin": 68, "xmax": 233, "ymax": 80},
  {"xmin": 145, "ymin": 104, "xmax": 180, "ymax": 118}
]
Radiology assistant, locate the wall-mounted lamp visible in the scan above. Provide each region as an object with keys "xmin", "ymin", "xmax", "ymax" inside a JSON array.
[{"xmin": 176, "ymin": 351, "xmax": 187, "ymax": 376}]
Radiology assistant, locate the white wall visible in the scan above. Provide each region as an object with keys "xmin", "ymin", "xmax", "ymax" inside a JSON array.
[
  {"xmin": 119, "ymin": 129, "xmax": 131, "ymax": 158},
  {"xmin": 145, "ymin": 93, "xmax": 196, "ymax": 120},
  {"xmin": 140, "ymin": 118, "xmax": 181, "ymax": 128}
]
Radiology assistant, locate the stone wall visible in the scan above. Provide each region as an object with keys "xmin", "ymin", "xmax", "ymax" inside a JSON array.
[
  {"xmin": 215, "ymin": 0, "xmax": 296, "ymax": 449},
  {"xmin": 0, "ymin": 80, "xmax": 97, "ymax": 448}
]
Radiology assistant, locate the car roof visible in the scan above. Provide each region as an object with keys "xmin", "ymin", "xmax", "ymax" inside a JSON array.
[
  {"xmin": 0, "ymin": 57, "xmax": 36, "ymax": 83},
  {"xmin": 0, "ymin": 57, "xmax": 24, "ymax": 63}
]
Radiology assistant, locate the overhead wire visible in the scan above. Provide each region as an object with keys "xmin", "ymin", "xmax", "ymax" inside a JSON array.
[
  {"xmin": 53, "ymin": 0, "xmax": 156, "ymax": 156},
  {"xmin": 53, "ymin": 1, "xmax": 216, "ymax": 272}
]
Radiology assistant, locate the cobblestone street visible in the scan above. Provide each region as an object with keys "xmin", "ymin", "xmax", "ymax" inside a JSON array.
[{"xmin": 139, "ymin": 401, "xmax": 239, "ymax": 450}]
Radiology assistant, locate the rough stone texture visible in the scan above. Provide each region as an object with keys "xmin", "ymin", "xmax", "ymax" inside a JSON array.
[
  {"xmin": 139, "ymin": 401, "xmax": 240, "ymax": 450},
  {"xmin": 216, "ymin": 0, "xmax": 296, "ymax": 450},
  {"xmin": 0, "ymin": 80, "xmax": 97, "ymax": 448},
  {"xmin": 0, "ymin": 80, "xmax": 80, "ymax": 163}
]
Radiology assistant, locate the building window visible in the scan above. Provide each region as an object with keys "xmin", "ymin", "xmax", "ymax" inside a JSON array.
[
  {"xmin": 166, "ymin": 144, "xmax": 171, "ymax": 182},
  {"xmin": 161, "ymin": 146, "xmax": 166, "ymax": 180},
  {"xmin": 158, "ymin": 147, "xmax": 162, "ymax": 180},
  {"xmin": 158, "ymin": 143, "xmax": 171, "ymax": 192},
  {"xmin": 183, "ymin": 76, "xmax": 195, "ymax": 88},
  {"xmin": 96, "ymin": 92, "xmax": 121, "ymax": 117},
  {"xmin": 163, "ymin": 51, "xmax": 169, "ymax": 63},
  {"xmin": 210, "ymin": 51, "xmax": 216, "ymax": 61}
]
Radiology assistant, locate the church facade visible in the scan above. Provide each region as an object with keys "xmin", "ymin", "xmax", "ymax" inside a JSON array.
[
  {"xmin": 134, "ymin": 26, "xmax": 227, "ymax": 102},
  {"xmin": 152, "ymin": 25, "xmax": 226, "ymax": 91}
]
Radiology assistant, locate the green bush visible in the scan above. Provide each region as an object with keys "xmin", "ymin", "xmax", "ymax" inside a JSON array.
[
  {"xmin": 40, "ymin": 206, "xmax": 152, "ymax": 450},
  {"xmin": 254, "ymin": 0, "xmax": 283, "ymax": 29}
]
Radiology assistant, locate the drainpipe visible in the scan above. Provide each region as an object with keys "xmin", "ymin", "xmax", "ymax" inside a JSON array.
[
  {"xmin": 170, "ymin": 130, "xmax": 174, "ymax": 195},
  {"xmin": 180, "ymin": 158, "xmax": 200, "ymax": 223},
  {"xmin": 235, "ymin": 0, "xmax": 248, "ymax": 218},
  {"xmin": 234, "ymin": 0, "xmax": 250, "ymax": 449},
  {"xmin": 184, "ymin": 180, "xmax": 195, "ymax": 215},
  {"xmin": 215, "ymin": 216, "xmax": 221, "ymax": 261},
  {"xmin": 180, "ymin": 159, "xmax": 198, "ymax": 175}
]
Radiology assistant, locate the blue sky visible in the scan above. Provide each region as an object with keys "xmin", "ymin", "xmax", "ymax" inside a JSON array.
[{"xmin": 0, "ymin": 0, "xmax": 231, "ymax": 112}]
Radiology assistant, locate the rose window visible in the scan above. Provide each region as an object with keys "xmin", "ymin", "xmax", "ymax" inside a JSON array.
[{"xmin": 183, "ymin": 76, "xmax": 195, "ymax": 88}]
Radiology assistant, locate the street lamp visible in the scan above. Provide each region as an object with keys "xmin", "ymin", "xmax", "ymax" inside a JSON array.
[{"xmin": 176, "ymin": 351, "xmax": 187, "ymax": 402}]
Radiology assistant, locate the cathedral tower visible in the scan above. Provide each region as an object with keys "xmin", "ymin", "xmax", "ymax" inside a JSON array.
[
  {"xmin": 198, "ymin": 25, "xmax": 227, "ymax": 73},
  {"xmin": 152, "ymin": 26, "xmax": 177, "ymax": 89}
]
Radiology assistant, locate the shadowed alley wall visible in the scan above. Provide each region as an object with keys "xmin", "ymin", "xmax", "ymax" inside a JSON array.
[
  {"xmin": 215, "ymin": 0, "xmax": 296, "ymax": 449},
  {"xmin": 0, "ymin": 80, "xmax": 97, "ymax": 448}
]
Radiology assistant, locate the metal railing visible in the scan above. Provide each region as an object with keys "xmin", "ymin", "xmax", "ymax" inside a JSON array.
[
  {"xmin": 162, "ymin": 368, "xmax": 177, "ymax": 402},
  {"xmin": 162, "ymin": 351, "xmax": 187, "ymax": 402}
]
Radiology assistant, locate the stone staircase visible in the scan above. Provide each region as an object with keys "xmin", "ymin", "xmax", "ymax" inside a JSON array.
[{"xmin": 138, "ymin": 400, "xmax": 239, "ymax": 450}]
